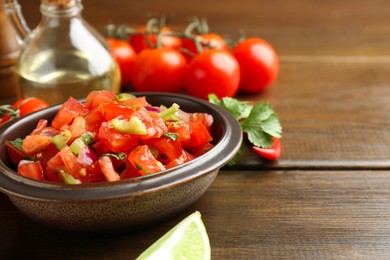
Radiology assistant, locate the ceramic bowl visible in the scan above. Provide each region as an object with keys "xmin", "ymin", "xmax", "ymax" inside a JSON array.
[{"xmin": 0, "ymin": 92, "xmax": 242, "ymax": 233}]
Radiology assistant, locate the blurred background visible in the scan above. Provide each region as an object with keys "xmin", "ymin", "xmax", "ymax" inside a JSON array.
[{"xmin": 18, "ymin": 0, "xmax": 390, "ymax": 57}]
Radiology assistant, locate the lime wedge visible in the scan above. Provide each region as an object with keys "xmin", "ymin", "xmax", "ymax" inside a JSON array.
[{"xmin": 137, "ymin": 211, "xmax": 211, "ymax": 260}]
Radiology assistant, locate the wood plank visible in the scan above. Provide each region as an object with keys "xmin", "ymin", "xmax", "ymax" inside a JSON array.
[
  {"xmin": 233, "ymin": 60, "xmax": 390, "ymax": 169},
  {"xmin": 1, "ymin": 170, "xmax": 390, "ymax": 259}
]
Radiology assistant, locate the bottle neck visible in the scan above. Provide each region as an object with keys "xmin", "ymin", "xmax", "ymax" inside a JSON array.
[{"xmin": 40, "ymin": 0, "xmax": 83, "ymax": 18}]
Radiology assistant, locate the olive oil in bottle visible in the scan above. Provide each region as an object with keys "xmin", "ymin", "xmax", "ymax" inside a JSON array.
[{"xmin": 16, "ymin": 0, "xmax": 120, "ymax": 105}]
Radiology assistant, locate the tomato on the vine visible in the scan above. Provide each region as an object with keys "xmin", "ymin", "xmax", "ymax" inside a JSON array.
[
  {"xmin": 231, "ymin": 37, "xmax": 279, "ymax": 93},
  {"xmin": 107, "ymin": 38, "xmax": 136, "ymax": 86},
  {"xmin": 0, "ymin": 97, "xmax": 49, "ymax": 125},
  {"xmin": 131, "ymin": 48, "xmax": 187, "ymax": 93},
  {"xmin": 180, "ymin": 33, "xmax": 227, "ymax": 63},
  {"xmin": 184, "ymin": 49, "xmax": 240, "ymax": 100},
  {"xmin": 129, "ymin": 26, "xmax": 181, "ymax": 53}
]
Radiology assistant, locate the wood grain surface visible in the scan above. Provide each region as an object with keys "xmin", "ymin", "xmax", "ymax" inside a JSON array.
[
  {"xmin": 2, "ymin": 0, "xmax": 390, "ymax": 259},
  {"xmin": 2, "ymin": 170, "xmax": 390, "ymax": 259}
]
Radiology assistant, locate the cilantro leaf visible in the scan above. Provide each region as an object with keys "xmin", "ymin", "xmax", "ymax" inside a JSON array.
[
  {"xmin": 208, "ymin": 94, "xmax": 252, "ymax": 120},
  {"xmin": 240, "ymin": 102, "xmax": 282, "ymax": 148},
  {"xmin": 10, "ymin": 138, "xmax": 24, "ymax": 151},
  {"xmin": 208, "ymin": 93, "xmax": 282, "ymax": 164}
]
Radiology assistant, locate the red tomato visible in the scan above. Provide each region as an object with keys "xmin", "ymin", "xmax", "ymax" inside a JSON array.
[
  {"xmin": 107, "ymin": 38, "xmax": 136, "ymax": 86},
  {"xmin": 181, "ymin": 33, "xmax": 227, "ymax": 63},
  {"xmin": 184, "ymin": 49, "xmax": 240, "ymax": 99},
  {"xmin": 14, "ymin": 97, "xmax": 49, "ymax": 116},
  {"xmin": 231, "ymin": 37, "xmax": 279, "ymax": 93},
  {"xmin": 1, "ymin": 97, "xmax": 49, "ymax": 124},
  {"xmin": 129, "ymin": 26, "xmax": 181, "ymax": 53},
  {"xmin": 131, "ymin": 48, "xmax": 186, "ymax": 93}
]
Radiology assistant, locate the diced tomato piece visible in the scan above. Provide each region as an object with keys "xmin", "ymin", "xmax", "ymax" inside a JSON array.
[
  {"xmin": 31, "ymin": 119, "xmax": 49, "ymax": 135},
  {"xmin": 97, "ymin": 122, "xmax": 139, "ymax": 153},
  {"xmin": 18, "ymin": 161, "xmax": 45, "ymax": 181},
  {"xmin": 52, "ymin": 97, "xmax": 88, "ymax": 129},
  {"xmin": 135, "ymin": 110, "xmax": 167, "ymax": 140},
  {"xmin": 166, "ymin": 150, "xmax": 195, "ymax": 169},
  {"xmin": 5, "ymin": 140, "xmax": 25, "ymax": 165},
  {"xmin": 128, "ymin": 145, "xmax": 166, "ymax": 175},
  {"xmin": 189, "ymin": 143, "xmax": 215, "ymax": 157},
  {"xmin": 22, "ymin": 134, "xmax": 52, "ymax": 156},
  {"xmin": 79, "ymin": 163, "xmax": 106, "ymax": 183},
  {"xmin": 58, "ymin": 146, "xmax": 84, "ymax": 179},
  {"xmin": 69, "ymin": 116, "xmax": 87, "ymax": 141},
  {"xmin": 84, "ymin": 107, "xmax": 105, "ymax": 134},
  {"xmin": 85, "ymin": 90, "xmax": 116, "ymax": 109},
  {"xmin": 98, "ymin": 103, "xmax": 134, "ymax": 121},
  {"xmin": 98, "ymin": 156, "xmax": 120, "ymax": 182},
  {"xmin": 145, "ymin": 136, "xmax": 184, "ymax": 164},
  {"xmin": 120, "ymin": 163, "xmax": 144, "ymax": 179},
  {"xmin": 36, "ymin": 143, "xmax": 60, "ymax": 170},
  {"xmin": 46, "ymin": 152, "xmax": 64, "ymax": 182},
  {"xmin": 191, "ymin": 113, "xmax": 214, "ymax": 131},
  {"xmin": 167, "ymin": 122, "xmax": 191, "ymax": 144},
  {"xmin": 184, "ymin": 121, "xmax": 213, "ymax": 147},
  {"xmin": 118, "ymin": 96, "xmax": 149, "ymax": 110}
]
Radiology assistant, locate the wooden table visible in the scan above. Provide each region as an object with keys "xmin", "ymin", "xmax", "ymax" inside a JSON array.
[{"xmin": 2, "ymin": 0, "xmax": 390, "ymax": 258}]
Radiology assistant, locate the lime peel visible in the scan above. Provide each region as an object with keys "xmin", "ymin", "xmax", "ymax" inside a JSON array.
[{"xmin": 137, "ymin": 211, "xmax": 211, "ymax": 260}]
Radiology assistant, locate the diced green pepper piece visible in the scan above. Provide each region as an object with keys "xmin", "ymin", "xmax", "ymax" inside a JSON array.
[
  {"xmin": 51, "ymin": 130, "xmax": 71, "ymax": 150},
  {"xmin": 61, "ymin": 172, "xmax": 81, "ymax": 184},
  {"xmin": 70, "ymin": 138, "xmax": 86, "ymax": 155},
  {"xmin": 69, "ymin": 131, "xmax": 95, "ymax": 155},
  {"xmin": 116, "ymin": 93, "xmax": 135, "ymax": 101},
  {"xmin": 160, "ymin": 103, "xmax": 180, "ymax": 120},
  {"xmin": 110, "ymin": 117, "xmax": 147, "ymax": 135},
  {"xmin": 80, "ymin": 131, "xmax": 95, "ymax": 145}
]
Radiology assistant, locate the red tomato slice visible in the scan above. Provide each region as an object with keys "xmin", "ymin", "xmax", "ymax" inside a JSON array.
[
  {"xmin": 98, "ymin": 156, "xmax": 120, "ymax": 182},
  {"xmin": 117, "ymin": 96, "xmax": 149, "ymax": 110},
  {"xmin": 145, "ymin": 136, "xmax": 184, "ymax": 164},
  {"xmin": 5, "ymin": 140, "xmax": 26, "ymax": 166},
  {"xmin": 58, "ymin": 146, "xmax": 84, "ymax": 179},
  {"xmin": 84, "ymin": 107, "xmax": 106, "ymax": 133},
  {"xmin": 85, "ymin": 90, "xmax": 116, "ymax": 109},
  {"xmin": 22, "ymin": 134, "xmax": 52, "ymax": 156},
  {"xmin": 18, "ymin": 161, "xmax": 45, "ymax": 181},
  {"xmin": 52, "ymin": 97, "xmax": 88, "ymax": 129},
  {"xmin": 184, "ymin": 121, "xmax": 213, "ymax": 147},
  {"xmin": 97, "ymin": 122, "xmax": 139, "ymax": 153},
  {"xmin": 127, "ymin": 145, "xmax": 166, "ymax": 175},
  {"xmin": 98, "ymin": 103, "xmax": 134, "ymax": 121},
  {"xmin": 135, "ymin": 110, "xmax": 167, "ymax": 140}
]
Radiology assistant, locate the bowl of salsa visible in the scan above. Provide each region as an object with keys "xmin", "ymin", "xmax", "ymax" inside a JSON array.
[{"xmin": 0, "ymin": 91, "xmax": 242, "ymax": 233}]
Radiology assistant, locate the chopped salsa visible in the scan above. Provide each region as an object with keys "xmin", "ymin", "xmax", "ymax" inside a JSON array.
[{"xmin": 6, "ymin": 91, "xmax": 214, "ymax": 184}]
